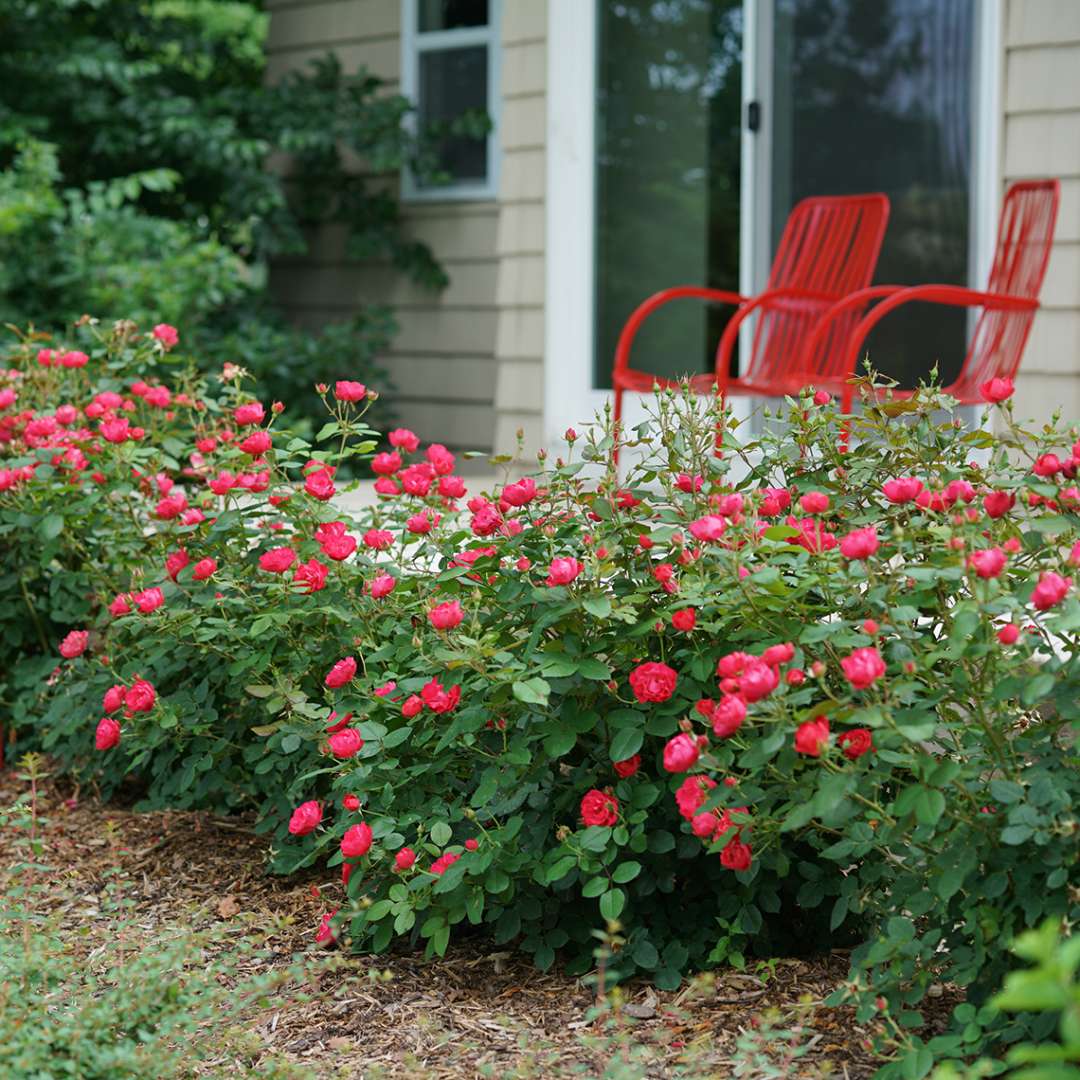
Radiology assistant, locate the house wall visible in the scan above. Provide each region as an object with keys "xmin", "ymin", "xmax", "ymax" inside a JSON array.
[
  {"xmin": 492, "ymin": 2, "xmax": 547, "ymax": 458},
  {"xmin": 1003, "ymin": 0, "xmax": 1080, "ymax": 423},
  {"xmin": 265, "ymin": 0, "xmax": 500, "ymax": 450}
]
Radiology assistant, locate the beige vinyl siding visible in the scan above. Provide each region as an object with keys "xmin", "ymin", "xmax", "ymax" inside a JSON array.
[
  {"xmin": 266, "ymin": 0, "xmax": 499, "ymax": 450},
  {"xmin": 1003, "ymin": 0, "xmax": 1080, "ymax": 424},
  {"xmin": 491, "ymin": 2, "xmax": 547, "ymax": 457}
]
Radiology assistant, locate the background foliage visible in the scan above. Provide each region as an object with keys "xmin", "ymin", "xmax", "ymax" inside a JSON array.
[{"xmin": 0, "ymin": 0, "xmax": 446, "ymax": 422}]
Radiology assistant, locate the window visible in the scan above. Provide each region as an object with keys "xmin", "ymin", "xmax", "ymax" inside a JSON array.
[{"xmin": 401, "ymin": 0, "xmax": 500, "ymax": 200}]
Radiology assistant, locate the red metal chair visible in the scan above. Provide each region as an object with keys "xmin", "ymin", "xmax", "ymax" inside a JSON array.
[
  {"xmin": 802, "ymin": 179, "xmax": 1061, "ymax": 412},
  {"xmin": 612, "ymin": 193, "xmax": 891, "ymax": 429}
]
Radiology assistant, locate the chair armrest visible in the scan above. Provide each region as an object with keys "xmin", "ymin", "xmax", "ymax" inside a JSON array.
[
  {"xmin": 797, "ymin": 285, "xmax": 908, "ymax": 378},
  {"xmin": 614, "ymin": 286, "xmax": 746, "ymax": 386},
  {"xmin": 713, "ymin": 286, "xmax": 844, "ymax": 387},
  {"xmin": 836, "ymin": 286, "xmax": 1040, "ymax": 409}
]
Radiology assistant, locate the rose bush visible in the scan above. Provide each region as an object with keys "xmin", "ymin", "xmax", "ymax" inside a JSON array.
[{"xmin": 3, "ymin": 319, "xmax": 1079, "ymax": 1076}]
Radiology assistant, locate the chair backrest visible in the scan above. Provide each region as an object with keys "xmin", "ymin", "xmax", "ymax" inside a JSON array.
[
  {"xmin": 745, "ymin": 194, "xmax": 890, "ymax": 387},
  {"xmin": 953, "ymin": 179, "xmax": 1060, "ymax": 399}
]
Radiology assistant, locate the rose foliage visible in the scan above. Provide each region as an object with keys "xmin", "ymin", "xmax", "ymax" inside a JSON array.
[{"xmin": 2, "ymin": 320, "xmax": 1079, "ymax": 1076}]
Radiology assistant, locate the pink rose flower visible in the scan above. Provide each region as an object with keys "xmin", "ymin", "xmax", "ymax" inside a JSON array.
[
  {"xmin": 841, "ymin": 647, "xmax": 886, "ymax": 690},
  {"xmin": 288, "ymin": 800, "xmax": 323, "ymax": 836}
]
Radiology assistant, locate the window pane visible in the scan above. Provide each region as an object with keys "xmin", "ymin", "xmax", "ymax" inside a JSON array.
[
  {"xmin": 771, "ymin": 0, "xmax": 973, "ymax": 388},
  {"xmin": 595, "ymin": 0, "xmax": 744, "ymax": 389},
  {"xmin": 419, "ymin": 0, "xmax": 489, "ymax": 32},
  {"xmin": 418, "ymin": 46, "xmax": 488, "ymax": 184}
]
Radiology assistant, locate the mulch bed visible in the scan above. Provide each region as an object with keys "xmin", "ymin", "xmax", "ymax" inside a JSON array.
[{"xmin": 1, "ymin": 766, "xmax": 885, "ymax": 1078}]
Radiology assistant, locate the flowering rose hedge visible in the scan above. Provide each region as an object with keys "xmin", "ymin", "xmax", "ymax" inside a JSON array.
[{"xmin": 3, "ymin": 319, "xmax": 1079, "ymax": 1074}]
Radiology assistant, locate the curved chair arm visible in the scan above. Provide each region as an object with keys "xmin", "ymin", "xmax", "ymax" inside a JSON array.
[
  {"xmin": 613, "ymin": 286, "xmax": 746, "ymax": 388},
  {"xmin": 796, "ymin": 285, "xmax": 908, "ymax": 379},
  {"xmin": 713, "ymin": 286, "xmax": 841, "ymax": 394},
  {"xmin": 837, "ymin": 285, "xmax": 1040, "ymax": 411}
]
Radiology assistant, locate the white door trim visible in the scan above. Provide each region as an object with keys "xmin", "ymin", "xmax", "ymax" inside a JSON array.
[{"xmin": 544, "ymin": 0, "xmax": 601, "ymax": 450}]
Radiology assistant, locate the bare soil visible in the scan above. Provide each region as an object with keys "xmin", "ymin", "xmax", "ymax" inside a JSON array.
[{"xmin": 0, "ymin": 766, "xmax": 886, "ymax": 1078}]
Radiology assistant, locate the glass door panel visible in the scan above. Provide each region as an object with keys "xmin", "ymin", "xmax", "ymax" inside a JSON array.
[
  {"xmin": 594, "ymin": 0, "xmax": 744, "ymax": 388},
  {"xmin": 770, "ymin": 0, "xmax": 974, "ymax": 387}
]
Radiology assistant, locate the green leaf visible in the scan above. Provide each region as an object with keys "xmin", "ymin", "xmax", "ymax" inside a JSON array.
[
  {"xmin": 547, "ymin": 856, "xmax": 577, "ymax": 883},
  {"xmin": 512, "ymin": 677, "xmax": 550, "ymax": 707},
  {"xmin": 581, "ymin": 876, "xmax": 607, "ymax": 898},
  {"xmin": 762, "ymin": 524, "xmax": 802, "ymax": 540},
  {"xmin": 915, "ymin": 789, "xmax": 945, "ymax": 825},
  {"xmin": 40, "ymin": 513, "xmax": 64, "ymax": 539},
  {"xmin": 609, "ymin": 726, "xmax": 643, "ymax": 762},
  {"xmin": 988, "ymin": 779, "xmax": 1024, "ymax": 804},
  {"xmin": 280, "ymin": 733, "xmax": 301, "ymax": 754},
  {"xmin": 631, "ymin": 938, "xmax": 660, "ymax": 969},
  {"xmin": 599, "ymin": 888, "xmax": 626, "ymax": 921},
  {"xmin": 430, "ymin": 821, "xmax": 452, "ymax": 846},
  {"xmin": 611, "ymin": 861, "xmax": 641, "ymax": 884},
  {"xmin": 1021, "ymin": 672, "xmax": 1056, "ymax": 706},
  {"xmin": 1000, "ymin": 824, "xmax": 1034, "ymax": 845},
  {"xmin": 583, "ymin": 594, "xmax": 612, "ymax": 619},
  {"xmin": 576, "ymin": 657, "xmax": 612, "ymax": 680},
  {"xmin": 544, "ymin": 727, "xmax": 577, "ymax": 757}
]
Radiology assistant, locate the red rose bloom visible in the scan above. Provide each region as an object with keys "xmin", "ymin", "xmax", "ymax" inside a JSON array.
[
  {"xmin": 841, "ymin": 647, "xmax": 886, "ymax": 690},
  {"xmin": 580, "ymin": 789, "xmax": 619, "ymax": 827},
  {"xmin": 430, "ymin": 851, "xmax": 461, "ymax": 876},
  {"xmin": 394, "ymin": 847, "xmax": 417, "ymax": 871},
  {"xmin": 428, "ymin": 600, "xmax": 464, "ymax": 630},
  {"xmin": 675, "ymin": 775, "xmax": 717, "ymax": 820},
  {"xmin": 838, "ymin": 728, "xmax": 874, "ymax": 760},
  {"xmin": 293, "ymin": 557, "xmax": 329, "ymax": 594},
  {"xmin": 334, "ymin": 380, "xmax": 366, "ymax": 402},
  {"xmin": 124, "ymin": 679, "xmax": 156, "ymax": 715},
  {"xmin": 613, "ymin": 754, "xmax": 641, "ymax": 778},
  {"xmin": 1031, "ymin": 571, "xmax": 1071, "ymax": 611},
  {"xmin": 259, "ymin": 547, "xmax": 296, "ymax": 574},
  {"xmin": 192, "ymin": 557, "xmax": 218, "ymax": 581},
  {"xmin": 629, "ymin": 661, "xmax": 677, "ymax": 703},
  {"xmin": 839, "ymin": 527, "xmax": 879, "ymax": 560},
  {"xmin": 671, "ymin": 608, "xmax": 696, "ymax": 632},
  {"xmin": 662, "ymin": 732, "xmax": 700, "ymax": 773},
  {"xmin": 340, "ymin": 822, "xmax": 373, "ymax": 857},
  {"xmin": 324, "ymin": 656, "xmax": 357, "ymax": 689},
  {"xmin": 59, "ymin": 630, "xmax": 88, "ymax": 658},
  {"xmin": 979, "ymin": 376, "xmax": 1014, "ymax": 403},
  {"xmin": 305, "ymin": 467, "xmax": 336, "ymax": 501},
  {"xmin": 546, "ymin": 557, "xmax": 584, "ymax": 587},
  {"xmin": 328, "ymin": 728, "xmax": 364, "ymax": 758},
  {"xmin": 288, "ymin": 800, "xmax": 323, "ymax": 836},
  {"xmin": 711, "ymin": 695, "xmax": 747, "ymax": 738},
  {"xmin": 795, "ymin": 717, "xmax": 830, "ymax": 756},
  {"xmin": 720, "ymin": 836, "xmax": 752, "ymax": 871},
  {"xmin": 103, "ymin": 684, "xmax": 125, "ymax": 714},
  {"xmin": 95, "ymin": 717, "xmax": 121, "ymax": 751}
]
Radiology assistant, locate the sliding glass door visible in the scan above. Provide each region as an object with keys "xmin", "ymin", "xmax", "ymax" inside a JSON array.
[{"xmin": 593, "ymin": 0, "xmax": 978, "ymax": 393}]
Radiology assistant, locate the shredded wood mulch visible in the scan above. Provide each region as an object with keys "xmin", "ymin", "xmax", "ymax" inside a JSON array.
[{"xmin": 1, "ymin": 767, "xmax": 888, "ymax": 1079}]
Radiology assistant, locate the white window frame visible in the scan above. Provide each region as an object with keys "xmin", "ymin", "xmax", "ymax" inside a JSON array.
[{"xmin": 400, "ymin": 0, "xmax": 501, "ymax": 202}]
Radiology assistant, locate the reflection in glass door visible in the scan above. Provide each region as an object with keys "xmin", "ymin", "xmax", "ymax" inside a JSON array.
[
  {"xmin": 594, "ymin": 0, "xmax": 744, "ymax": 388},
  {"xmin": 769, "ymin": 0, "xmax": 974, "ymax": 388}
]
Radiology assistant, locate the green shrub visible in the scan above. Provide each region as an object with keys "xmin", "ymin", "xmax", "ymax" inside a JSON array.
[
  {"xmin": 4, "ymin": 323, "xmax": 1079, "ymax": 1077},
  {"xmin": 0, "ymin": 1, "xmax": 447, "ymax": 418}
]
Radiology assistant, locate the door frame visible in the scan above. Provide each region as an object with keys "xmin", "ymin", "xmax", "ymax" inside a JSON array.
[{"xmin": 543, "ymin": 0, "xmax": 1002, "ymax": 450}]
